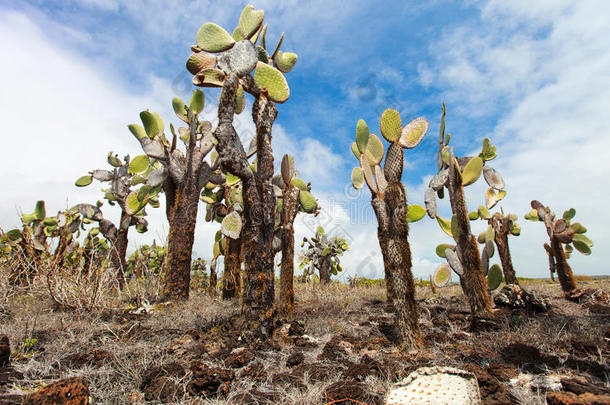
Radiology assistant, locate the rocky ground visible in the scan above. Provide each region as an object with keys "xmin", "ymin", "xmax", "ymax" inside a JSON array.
[{"xmin": 0, "ymin": 279, "xmax": 608, "ymax": 404}]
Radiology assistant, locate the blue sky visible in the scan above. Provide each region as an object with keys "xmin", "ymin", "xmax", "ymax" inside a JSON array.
[{"xmin": 1, "ymin": 0, "xmax": 609, "ymax": 279}]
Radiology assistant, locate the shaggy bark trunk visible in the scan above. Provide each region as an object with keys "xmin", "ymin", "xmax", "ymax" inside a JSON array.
[
  {"xmin": 108, "ymin": 211, "xmax": 129, "ymax": 287},
  {"xmin": 447, "ymin": 154, "xmax": 493, "ymax": 317},
  {"xmin": 318, "ymin": 255, "xmax": 332, "ymax": 284},
  {"xmin": 214, "ymin": 74, "xmax": 277, "ymax": 337},
  {"xmin": 544, "ymin": 243, "xmax": 556, "ymax": 281},
  {"xmin": 371, "ymin": 196, "xmax": 395, "ymax": 305},
  {"xmin": 222, "ymin": 237, "xmax": 242, "ymax": 300},
  {"xmin": 493, "ymin": 217, "xmax": 518, "ymax": 285},
  {"xmin": 208, "ymin": 258, "xmax": 217, "ymax": 298},
  {"xmin": 279, "ymin": 186, "xmax": 299, "ymax": 319},
  {"xmin": 550, "ymin": 236, "xmax": 577, "ymax": 293}
]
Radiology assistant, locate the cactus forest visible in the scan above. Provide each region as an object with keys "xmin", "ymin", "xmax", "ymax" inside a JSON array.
[{"xmin": 0, "ymin": 3, "xmax": 608, "ymax": 404}]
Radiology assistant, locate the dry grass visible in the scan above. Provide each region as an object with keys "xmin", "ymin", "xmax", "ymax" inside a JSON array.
[{"xmin": 0, "ymin": 260, "xmax": 608, "ymax": 404}]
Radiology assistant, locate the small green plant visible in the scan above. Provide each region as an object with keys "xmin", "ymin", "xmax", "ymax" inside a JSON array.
[{"xmin": 298, "ymin": 226, "xmax": 347, "ymax": 284}]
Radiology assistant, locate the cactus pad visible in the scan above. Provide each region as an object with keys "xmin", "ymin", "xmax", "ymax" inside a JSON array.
[
  {"xmin": 299, "ymin": 190, "xmax": 317, "ymax": 213},
  {"xmin": 483, "ymin": 166, "xmax": 505, "ymax": 190},
  {"xmin": 435, "ymin": 244, "xmax": 453, "ymax": 259},
  {"xmin": 374, "ymin": 165, "xmax": 387, "ymax": 194},
  {"xmin": 432, "ymin": 263, "xmax": 452, "ymax": 288},
  {"xmin": 229, "ymin": 40, "xmax": 258, "ymax": 76},
  {"xmin": 221, "ymin": 211, "xmax": 243, "ymax": 239},
  {"xmin": 91, "ymin": 170, "xmax": 113, "ymax": 182},
  {"xmin": 487, "ymin": 264, "xmax": 503, "ymax": 290},
  {"xmin": 399, "ymin": 117, "xmax": 429, "ymax": 149},
  {"xmin": 356, "ymin": 119, "xmax": 369, "ymax": 154},
  {"xmin": 570, "ymin": 222, "xmax": 587, "ymax": 234},
  {"xmin": 563, "ymin": 208, "xmax": 576, "ymax": 221},
  {"xmin": 461, "ymin": 156, "xmax": 483, "ymax": 186},
  {"xmin": 425, "ymin": 187, "xmax": 437, "ymax": 219},
  {"xmin": 129, "ymin": 155, "xmax": 150, "ymax": 175},
  {"xmin": 429, "ymin": 169, "xmax": 448, "ymax": 191},
  {"xmin": 273, "ymin": 51, "xmax": 298, "ymax": 73},
  {"xmin": 140, "ymin": 110, "xmax": 163, "ymax": 138},
  {"xmin": 126, "ymin": 192, "xmax": 145, "ymax": 216},
  {"xmin": 196, "ymin": 23, "xmax": 235, "ymax": 53},
  {"xmin": 364, "ymin": 133, "xmax": 384, "ymax": 164},
  {"xmin": 128, "ymin": 124, "xmax": 147, "ymax": 141},
  {"xmin": 380, "ymin": 109, "xmax": 402, "ymax": 142},
  {"xmin": 437, "ymin": 216, "xmax": 452, "ymax": 238},
  {"xmin": 189, "ymin": 89, "xmax": 205, "ymax": 114},
  {"xmin": 253, "ymin": 61, "xmax": 290, "ymax": 103},
  {"xmin": 383, "ymin": 142, "xmax": 403, "ymax": 183},
  {"xmin": 350, "ymin": 142, "xmax": 360, "ymax": 159},
  {"xmin": 351, "ymin": 167, "xmax": 364, "ymax": 189},
  {"xmin": 238, "ymin": 5, "xmax": 264, "ymax": 39},
  {"xmin": 193, "ymin": 68, "xmax": 226, "ymax": 88},
  {"xmin": 359, "ymin": 154, "xmax": 377, "ymax": 193},
  {"xmin": 572, "ymin": 239, "xmax": 591, "ymax": 255},
  {"xmin": 281, "ymin": 154, "xmax": 295, "ymax": 185},
  {"xmin": 235, "ymin": 84, "xmax": 245, "ymax": 114},
  {"xmin": 75, "ymin": 175, "xmax": 93, "ymax": 187},
  {"xmin": 186, "ymin": 52, "xmax": 217, "ymax": 75},
  {"xmin": 445, "ymin": 248, "xmax": 463, "ymax": 276},
  {"xmin": 290, "ymin": 178, "xmax": 308, "ymax": 191},
  {"xmin": 406, "ymin": 204, "xmax": 426, "ymax": 223}
]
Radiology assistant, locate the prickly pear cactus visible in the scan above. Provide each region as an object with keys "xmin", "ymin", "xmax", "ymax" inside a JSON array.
[
  {"xmin": 298, "ymin": 226, "xmax": 348, "ymax": 284},
  {"xmin": 384, "ymin": 366, "xmax": 481, "ymax": 404}
]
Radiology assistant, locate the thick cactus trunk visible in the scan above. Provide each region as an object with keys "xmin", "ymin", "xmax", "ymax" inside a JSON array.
[
  {"xmin": 208, "ymin": 258, "xmax": 217, "ymax": 298},
  {"xmin": 279, "ymin": 186, "xmax": 299, "ymax": 319},
  {"xmin": 372, "ymin": 197, "xmax": 395, "ymax": 304},
  {"xmin": 108, "ymin": 211, "xmax": 129, "ymax": 287},
  {"xmin": 447, "ymin": 156, "xmax": 493, "ymax": 317},
  {"xmin": 222, "ymin": 237, "xmax": 242, "ymax": 300},
  {"xmin": 544, "ymin": 243, "xmax": 556, "ymax": 281},
  {"xmin": 494, "ymin": 229, "xmax": 518, "ymax": 285},
  {"xmin": 550, "ymin": 236, "xmax": 577, "ymax": 293},
  {"xmin": 318, "ymin": 256, "xmax": 332, "ymax": 284},
  {"xmin": 215, "ymin": 74, "xmax": 278, "ymax": 337}
]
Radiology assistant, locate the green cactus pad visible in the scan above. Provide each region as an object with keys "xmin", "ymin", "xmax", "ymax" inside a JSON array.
[
  {"xmin": 221, "ymin": 211, "xmax": 243, "ymax": 239},
  {"xmin": 274, "ymin": 51, "xmax": 298, "ymax": 73},
  {"xmin": 281, "ymin": 154, "xmax": 295, "ymax": 185},
  {"xmin": 436, "ymin": 216, "xmax": 452, "ymax": 238},
  {"xmin": 235, "ymin": 84, "xmax": 246, "ymax": 114},
  {"xmin": 486, "ymin": 239, "xmax": 495, "ymax": 257},
  {"xmin": 189, "ymin": 89, "xmax": 205, "ymax": 114},
  {"xmin": 482, "ymin": 166, "xmax": 505, "ymax": 190},
  {"xmin": 290, "ymin": 178, "xmax": 308, "ymax": 191},
  {"xmin": 510, "ymin": 223, "xmax": 521, "ymax": 236},
  {"xmin": 238, "ymin": 5, "xmax": 264, "ymax": 40},
  {"xmin": 356, "ymin": 119, "xmax": 370, "ymax": 154},
  {"xmin": 351, "ymin": 167, "xmax": 364, "ymax": 189},
  {"xmin": 435, "ymin": 243, "xmax": 454, "ymax": 258},
  {"xmin": 128, "ymin": 124, "xmax": 147, "ymax": 141},
  {"xmin": 468, "ymin": 211, "xmax": 479, "ymax": 221},
  {"xmin": 225, "ymin": 172, "xmax": 240, "ymax": 186},
  {"xmin": 461, "ymin": 156, "xmax": 483, "ymax": 186},
  {"xmin": 432, "ymin": 263, "xmax": 451, "ymax": 288},
  {"xmin": 33, "ymin": 200, "xmax": 46, "ymax": 220},
  {"xmin": 172, "ymin": 97, "xmax": 187, "ymax": 122},
  {"xmin": 572, "ymin": 233, "xmax": 593, "ymax": 247},
  {"xmin": 477, "ymin": 231, "xmax": 487, "ymax": 244},
  {"xmin": 364, "ymin": 133, "xmax": 384, "ymax": 165},
  {"xmin": 299, "ymin": 190, "xmax": 317, "ymax": 213},
  {"xmin": 563, "ymin": 208, "xmax": 576, "ymax": 221},
  {"xmin": 478, "ymin": 205, "xmax": 491, "ymax": 219},
  {"xmin": 406, "ymin": 204, "xmax": 426, "ymax": 223},
  {"xmin": 256, "ymin": 45, "xmax": 269, "ymax": 63},
  {"xmin": 6, "ymin": 229, "xmax": 23, "ymax": 242},
  {"xmin": 570, "ymin": 222, "xmax": 587, "ymax": 234},
  {"xmin": 196, "ymin": 23, "xmax": 235, "ymax": 53},
  {"xmin": 193, "ymin": 68, "xmax": 226, "ymax": 88},
  {"xmin": 487, "ymin": 264, "xmax": 503, "ymax": 290},
  {"xmin": 75, "ymin": 175, "xmax": 93, "ymax": 187},
  {"xmin": 186, "ymin": 52, "xmax": 217, "ymax": 75},
  {"xmin": 232, "ymin": 27, "xmax": 244, "ymax": 42},
  {"xmin": 399, "ymin": 117, "xmax": 429, "ymax": 149},
  {"xmin": 253, "ymin": 61, "xmax": 290, "ymax": 103},
  {"xmin": 43, "ymin": 217, "xmax": 57, "ymax": 226},
  {"xmin": 351, "ymin": 142, "xmax": 360, "ymax": 159},
  {"xmin": 380, "ymin": 109, "xmax": 402, "ymax": 142},
  {"xmin": 271, "ymin": 32, "xmax": 284, "ymax": 60},
  {"xmin": 140, "ymin": 110, "xmax": 163, "ymax": 138},
  {"xmin": 129, "ymin": 155, "xmax": 150, "ymax": 175},
  {"xmin": 126, "ymin": 192, "xmax": 145, "ymax": 216},
  {"xmin": 486, "ymin": 225, "xmax": 495, "ymax": 243},
  {"xmin": 359, "ymin": 154, "xmax": 377, "ymax": 193}
]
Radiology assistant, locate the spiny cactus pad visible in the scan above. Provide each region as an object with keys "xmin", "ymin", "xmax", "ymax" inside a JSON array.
[
  {"xmin": 193, "ymin": 68, "xmax": 226, "ymax": 88},
  {"xmin": 253, "ymin": 61, "xmax": 290, "ymax": 103},
  {"xmin": 351, "ymin": 167, "xmax": 364, "ymax": 189},
  {"xmin": 482, "ymin": 166, "xmax": 505, "ymax": 190},
  {"xmin": 196, "ymin": 23, "xmax": 235, "ymax": 53},
  {"xmin": 425, "ymin": 187, "xmax": 437, "ymax": 218},
  {"xmin": 399, "ymin": 117, "xmax": 429, "ymax": 149},
  {"xmin": 238, "ymin": 5, "xmax": 264, "ymax": 39},
  {"xmin": 129, "ymin": 155, "xmax": 149, "ymax": 175},
  {"xmin": 356, "ymin": 119, "xmax": 370, "ymax": 154},
  {"xmin": 186, "ymin": 52, "xmax": 217, "ymax": 75},
  {"xmin": 75, "ymin": 175, "xmax": 93, "ymax": 187},
  {"xmin": 406, "ymin": 204, "xmax": 426, "ymax": 223},
  {"xmin": 445, "ymin": 248, "xmax": 463, "ymax": 276},
  {"xmin": 364, "ymin": 133, "xmax": 384, "ymax": 164},
  {"xmin": 221, "ymin": 211, "xmax": 243, "ymax": 239},
  {"xmin": 380, "ymin": 109, "xmax": 402, "ymax": 142},
  {"xmin": 281, "ymin": 154, "xmax": 295, "ymax": 185},
  {"xmin": 487, "ymin": 263, "xmax": 503, "ymax": 290},
  {"xmin": 436, "ymin": 243, "xmax": 454, "ymax": 258},
  {"xmin": 432, "ymin": 263, "xmax": 452, "ymax": 288},
  {"xmin": 350, "ymin": 142, "xmax": 359, "ymax": 159},
  {"xmin": 290, "ymin": 178, "xmax": 308, "ymax": 191},
  {"xmin": 299, "ymin": 190, "xmax": 317, "ymax": 213},
  {"xmin": 385, "ymin": 367, "xmax": 481, "ymax": 404},
  {"xmin": 461, "ymin": 156, "xmax": 483, "ymax": 186},
  {"xmin": 437, "ymin": 216, "xmax": 452, "ymax": 238},
  {"xmin": 274, "ymin": 51, "xmax": 298, "ymax": 73},
  {"xmin": 429, "ymin": 169, "xmax": 448, "ymax": 191}
]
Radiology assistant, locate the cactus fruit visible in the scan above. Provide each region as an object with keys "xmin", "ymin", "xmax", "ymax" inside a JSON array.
[
  {"xmin": 385, "ymin": 367, "xmax": 481, "ymax": 404},
  {"xmin": 253, "ymin": 61, "xmax": 290, "ymax": 103}
]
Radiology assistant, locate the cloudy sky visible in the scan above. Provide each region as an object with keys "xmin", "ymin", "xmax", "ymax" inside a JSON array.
[{"xmin": 1, "ymin": 0, "xmax": 608, "ymax": 280}]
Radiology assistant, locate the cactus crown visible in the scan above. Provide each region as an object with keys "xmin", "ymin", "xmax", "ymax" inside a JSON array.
[{"xmin": 298, "ymin": 226, "xmax": 349, "ymax": 278}]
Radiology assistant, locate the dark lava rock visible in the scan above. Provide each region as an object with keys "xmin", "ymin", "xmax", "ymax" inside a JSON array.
[
  {"xmin": 224, "ymin": 348, "xmax": 255, "ymax": 368},
  {"xmin": 61, "ymin": 349, "xmax": 111, "ymax": 369},
  {"xmin": 494, "ymin": 284, "xmax": 549, "ymax": 313},
  {"xmin": 24, "ymin": 377, "xmax": 89, "ymax": 405},
  {"xmin": 323, "ymin": 380, "xmax": 381, "ymax": 405},
  {"xmin": 343, "ymin": 355, "xmax": 382, "ymax": 382},
  {"xmin": 464, "ymin": 364, "xmax": 514, "ymax": 405},
  {"xmin": 286, "ymin": 351, "xmax": 305, "ymax": 368},
  {"xmin": 501, "ymin": 342, "xmax": 541, "ymax": 366},
  {"xmin": 238, "ymin": 361, "xmax": 267, "ymax": 383},
  {"xmin": 187, "ymin": 361, "xmax": 234, "ymax": 398},
  {"xmin": 561, "ymin": 377, "xmax": 610, "ymax": 396},
  {"xmin": 140, "ymin": 361, "xmax": 186, "ymax": 403},
  {"xmin": 486, "ymin": 362, "xmax": 519, "ymax": 382},
  {"xmin": 232, "ymin": 389, "xmax": 281, "ymax": 404},
  {"xmin": 288, "ymin": 320, "xmax": 305, "ymax": 336},
  {"xmin": 547, "ymin": 390, "xmax": 610, "ymax": 405},
  {"xmin": 318, "ymin": 336, "xmax": 349, "ymax": 362},
  {"xmin": 564, "ymin": 357, "xmax": 609, "ymax": 381},
  {"xmin": 0, "ymin": 336, "xmax": 9, "ymax": 367}
]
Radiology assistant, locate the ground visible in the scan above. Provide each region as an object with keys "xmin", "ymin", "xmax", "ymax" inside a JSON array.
[{"xmin": 0, "ymin": 277, "xmax": 608, "ymax": 404}]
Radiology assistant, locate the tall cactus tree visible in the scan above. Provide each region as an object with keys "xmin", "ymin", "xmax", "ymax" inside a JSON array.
[
  {"xmin": 524, "ymin": 201, "xmax": 593, "ymax": 294},
  {"xmin": 188, "ymin": 5, "xmax": 299, "ymax": 336},
  {"xmin": 298, "ymin": 226, "xmax": 347, "ymax": 284},
  {"xmin": 350, "ymin": 108, "xmax": 428, "ymax": 349},
  {"xmin": 425, "ymin": 103, "xmax": 494, "ymax": 317},
  {"xmin": 128, "ymin": 89, "xmax": 219, "ymax": 300},
  {"xmin": 75, "ymin": 152, "xmax": 156, "ymax": 286},
  {"xmin": 276, "ymin": 154, "xmax": 318, "ymax": 319}
]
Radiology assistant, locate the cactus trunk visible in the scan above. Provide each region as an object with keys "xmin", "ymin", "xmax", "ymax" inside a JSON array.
[
  {"xmin": 493, "ymin": 217, "xmax": 518, "ymax": 285},
  {"xmin": 215, "ymin": 74, "xmax": 277, "ymax": 337},
  {"xmin": 222, "ymin": 237, "xmax": 242, "ymax": 299},
  {"xmin": 279, "ymin": 185, "xmax": 299, "ymax": 319},
  {"xmin": 371, "ymin": 196, "xmax": 394, "ymax": 304},
  {"xmin": 108, "ymin": 211, "xmax": 129, "ymax": 288},
  {"xmin": 550, "ymin": 236, "xmax": 577, "ymax": 293},
  {"xmin": 447, "ymin": 155, "xmax": 493, "ymax": 317},
  {"xmin": 208, "ymin": 258, "xmax": 217, "ymax": 297},
  {"xmin": 544, "ymin": 243, "xmax": 556, "ymax": 281},
  {"xmin": 318, "ymin": 255, "xmax": 332, "ymax": 284}
]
